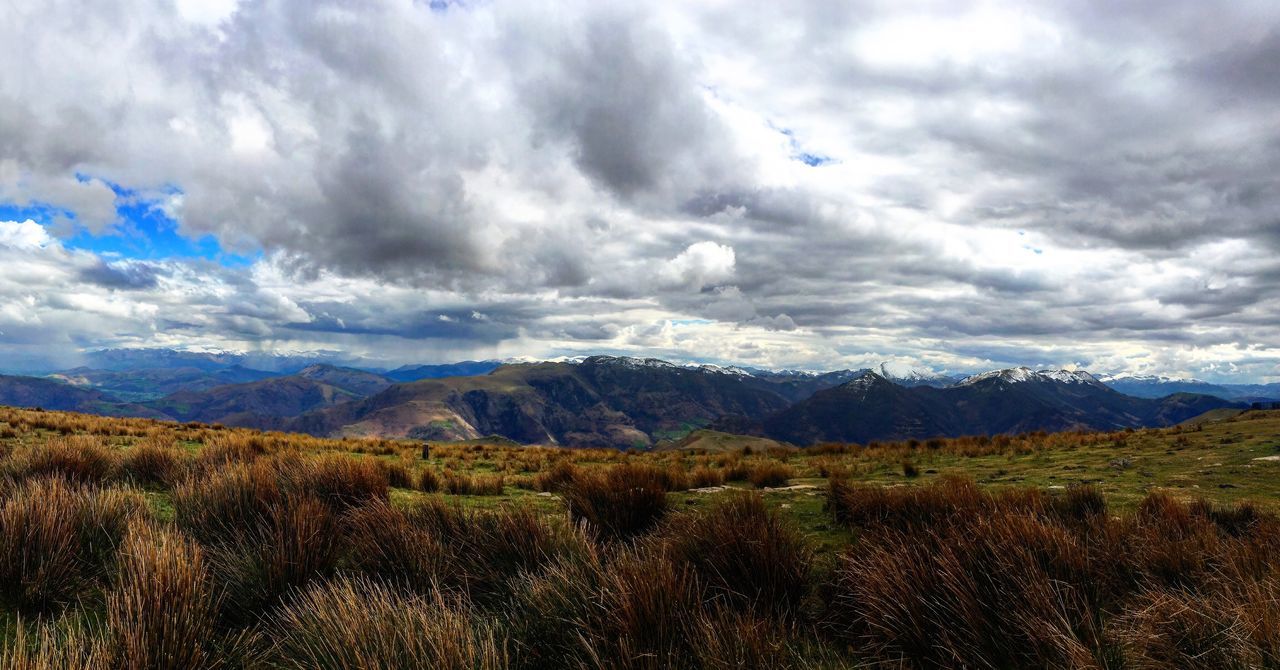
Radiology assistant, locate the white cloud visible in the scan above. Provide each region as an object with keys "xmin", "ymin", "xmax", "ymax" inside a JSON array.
[{"xmin": 0, "ymin": 1, "xmax": 1278, "ymax": 381}]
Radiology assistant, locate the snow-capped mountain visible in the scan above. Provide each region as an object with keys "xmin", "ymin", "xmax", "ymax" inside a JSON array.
[
  {"xmin": 873, "ymin": 361, "xmax": 955, "ymax": 387},
  {"xmin": 958, "ymin": 367, "xmax": 1103, "ymax": 387}
]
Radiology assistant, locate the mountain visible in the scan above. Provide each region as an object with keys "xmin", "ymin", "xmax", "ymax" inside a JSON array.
[
  {"xmin": 384, "ymin": 360, "xmax": 503, "ymax": 382},
  {"xmin": 47, "ymin": 365, "xmax": 277, "ymax": 402},
  {"xmin": 1100, "ymin": 374, "xmax": 1235, "ymax": 400},
  {"xmin": 288, "ymin": 356, "xmax": 797, "ymax": 448},
  {"xmin": 0, "ymin": 375, "xmax": 168, "ymax": 419},
  {"xmin": 81, "ymin": 348, "xmax": 355, "ymax": 374},
  {"xmin": 872, "ymin": 361, "xmax": 960, "ymax": 387},
  {"xmin": 294, "ymin": 364, "xmax": 394, "ymax": 396},
  {"xmin": 1100, "ymin": 374, "xmax": 1280, "ymax": 402},
  {"xmin": 146, "ymin": 376, "xmax": 365, "ymax": 429},
  {"xmin": 754, "ymin": 367, "xmax": 1240, "ymax": 445}
]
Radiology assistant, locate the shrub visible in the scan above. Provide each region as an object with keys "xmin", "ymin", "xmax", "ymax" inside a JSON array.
[
  {"xmin": 747, "ymin": 461, "xmax": 794, "ymax": 489},
  {"xmin": 267, "ymin": 576, "xmax": 507, "ymax": 670},
  {"xmin": 662, "ymin": 492, "xmax": 813, "ymax": 619},
  {"xmin": 107, "ymin": 524, "xmax": 220, "ymax": 670},
  {"xmin": 562, "ymin": 464, "xmax": 670, "ymax": 541}
]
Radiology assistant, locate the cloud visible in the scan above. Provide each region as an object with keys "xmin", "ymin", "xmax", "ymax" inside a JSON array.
[
  {"xmin": 660, "ymin": 241, "xmax": 736, "ymax": 290},
  {"xmin": 1, "ymin": 1, "xmax": 1280, "ymax": 381}
]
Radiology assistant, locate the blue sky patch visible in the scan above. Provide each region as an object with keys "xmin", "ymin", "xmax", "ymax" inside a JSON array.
[{"xmin": 1, "ymin": 179, "xmax": 259, "ymax": 267}]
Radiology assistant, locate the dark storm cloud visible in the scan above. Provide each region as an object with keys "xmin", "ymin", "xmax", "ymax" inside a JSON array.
[{"xmin": 77, "ymin": 259, "xmax": 162, "ymax": 290}]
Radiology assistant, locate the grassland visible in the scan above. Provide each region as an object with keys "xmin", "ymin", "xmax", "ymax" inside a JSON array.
[{"xmin": 0, "ymin": 405, "xmax": 1279, "ymax": 667}]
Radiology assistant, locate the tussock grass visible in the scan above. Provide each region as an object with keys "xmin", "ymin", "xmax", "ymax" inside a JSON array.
[
  {"xmin": 266, "ymin": 576, "xmax": 507, "ymax": 670},
  {"xmin": 0, "ymin": 477, "xmax": 142, "ymax": 613},
  {"xmin": 107, "ymin": 524, "xmax": 221, "ymax": 670},
  {"xmin": 562, "ymin": 463, "xmax": 672, "ymax": 541}
]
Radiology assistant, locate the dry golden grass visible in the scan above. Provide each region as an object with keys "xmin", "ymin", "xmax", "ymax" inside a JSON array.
[{"xmin": 1, "ymin": 405, "xmax": 1280, "ymax": 667}]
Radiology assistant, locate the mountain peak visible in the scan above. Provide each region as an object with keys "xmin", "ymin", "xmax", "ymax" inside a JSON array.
[
  {"xmin": 959, "ymin": 366, "xmax": 1038, "ymax": 386},
  {"xmin": 959, "ymin": 367, "xmax": 1103, "ymax": 387}
]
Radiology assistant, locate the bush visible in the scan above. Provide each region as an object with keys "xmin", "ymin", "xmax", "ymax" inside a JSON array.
[
  {"xmin": 562, "ymin": 464, "xmax": 671, "ymax": 541},
  {"xmin": 417, "ymin": 467, "xmax": 441, "ymax": 493},
  {"xmin": 267, "ymin": 576, "xmax": 507, "ymax": 670}
]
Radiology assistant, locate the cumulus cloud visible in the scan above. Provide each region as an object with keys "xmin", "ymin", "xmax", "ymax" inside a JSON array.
[{"xmin": 1, "ymin": 0, "xmax": 1280, "ymax": 381}]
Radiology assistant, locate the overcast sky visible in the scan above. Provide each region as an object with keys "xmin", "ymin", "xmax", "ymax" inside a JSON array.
[{"xmin": 2, "ymin": 0, "xmax": 1279, "ymax": 381}]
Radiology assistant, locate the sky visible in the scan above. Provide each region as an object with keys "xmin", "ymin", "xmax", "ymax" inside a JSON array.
[{"xmin": 2, "ymin": 0, "xmax": 1279, "ymax": 381}]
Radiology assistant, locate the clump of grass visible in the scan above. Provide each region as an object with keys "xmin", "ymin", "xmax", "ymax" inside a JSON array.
[
  {"xmin": 278, "ymin": 453, "xmax": 388, "ymax": 510},
  {"xmin": 508, "ymin": 548, "xmax": 703, "ymax": 668},
  {"xmin": 107, "ymin": 524, "xmax": 221, "ymax": 669},
  {"xmin": 341, "ymin": 499, "xmax": 452, "ymax": 594},
  {"xmin": 823, "ymin": 510, "xmax": 1104, "ymax": 668},
  {"xmin": 6, "ymin": 435, "xmax": 119, "ymax": 484},
  {"xmin": 0, "ymin": 477, "xmax": 142, "ymax": 613},
  {"xmin": 266, "ymin": 576, "xmax": 507, "ymax": 669},
  {"xmin": 416, "ymin": 467, "xmax": 441, "ymax": 493},
  {"xmin": 532, "ymin": 460, "xmax": 578, "ymax": 492},
  {"xmin": 689, "ymin": 465, "xmax": 725, "ymax": 488},
  {"xmin": 120, "ymin": 435, "xmax": 190, "ymax": 487},
  {"xmin": 663, "ymin": 491, "xmax": 813, "ymax": 619},
  {"xmin": 213, "ymin": 493, "xmax": 341, "ymax": 619},
  {"xmin": 747, "ymin": 461, "xmax": 794, "ymax": 489},
  {"xmin": 380, "ymin": 459, "xmax": 414, "ymax": 489},
  {"xmin": 442, "ymin": 471, "xmax": 505, "ymax": 496},
  {"xmin": 562, "ymin": 464, "xmax": 671, "ymax": 541},
  {"xmin": 0, "ymin": 617, "xmax": 111, "ymax": 668}
]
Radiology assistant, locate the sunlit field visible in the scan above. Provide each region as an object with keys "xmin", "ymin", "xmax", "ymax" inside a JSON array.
[{"xmin": 1, "ymin": 405, "xmax": 1279, "ymax": 667}]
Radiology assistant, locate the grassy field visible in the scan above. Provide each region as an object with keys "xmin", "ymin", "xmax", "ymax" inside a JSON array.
[{"xmin": 1, "ymin": 405, "xmax": 1279, "ymax": 667}]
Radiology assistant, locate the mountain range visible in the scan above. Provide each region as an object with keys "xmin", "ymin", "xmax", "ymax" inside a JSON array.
[{"xmin": 0, "ymin": 351, "xmax": 1258, "ymax": 448}]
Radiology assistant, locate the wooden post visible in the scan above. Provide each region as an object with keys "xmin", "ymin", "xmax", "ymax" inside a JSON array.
[{"xmin": 421, "ymin": 442, "xmax": 430, "ymax": 460}]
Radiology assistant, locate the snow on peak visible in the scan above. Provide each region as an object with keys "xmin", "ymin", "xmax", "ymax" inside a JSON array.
[
  {"xmin": 875, "ymin": 361, "xmax": 944, "ymax": 381},
  {"xmin": 1098, "ymin": 373, "xmax": 1206, "ymax": 384},
  {"xmin": 1038, "ymin": 369, "xmax": 1099, "ymax": 384},
  {"xmin": 959, "ymin": 366, "xmax": 1037, "ymax": 386},
  {"xmin": 960, "ymin": 367, "xmax": 1101, "ymax": 386},
  {"xmin": 695, "ymin": 363, "xmax": 754, "ymax": 377}
]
